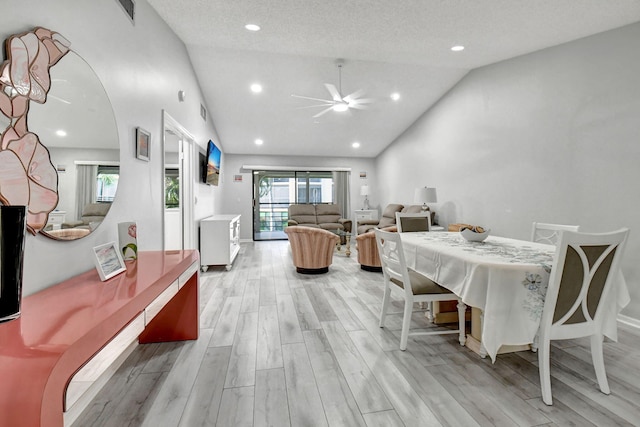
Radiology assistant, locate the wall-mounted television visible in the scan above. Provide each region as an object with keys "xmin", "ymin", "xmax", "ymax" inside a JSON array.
[{"xmin": 204, "ymin": 140, "xmax": 221, "ymax": 186}]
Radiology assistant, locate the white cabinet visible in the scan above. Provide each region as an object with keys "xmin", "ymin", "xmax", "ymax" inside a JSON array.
[
  {"xmin": 200, "ymin": 214, "xmax": 241, "ymax": 271},
  {"xmin": 354, "ymin": 209, "xmax": 378, "ymax": 236},
  {"xmin": 47, "ymin": 210, "xmax": 66, "ymax": 230},
  {"xmin": 354, "ymin": 209, "xmax": 378, "ymax": 221}
]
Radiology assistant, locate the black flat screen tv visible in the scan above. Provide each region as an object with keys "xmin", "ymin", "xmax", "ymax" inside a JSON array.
[{"xmin": 204, "ymin": 140, "xmax": 221, "ymax": 186}]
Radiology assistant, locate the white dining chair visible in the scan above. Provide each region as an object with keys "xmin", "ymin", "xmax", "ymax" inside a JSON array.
[
  {"xmin": 374, "ymin": 228, "xmax": 466, "ymax": 350},
  {"xmin": 537, "ymin": 228, "xmax": 629, "ymax": 405},
  {"xmin": 395, "ymin": 212, "xmax": 438, "ymax": 314},
  {"xmin": 531, "ymin": 222, "xmax": 580, "ymax": 246},
  {"xmin": 395, "ymin": 212, "xmax": 431, "ymax": 232}
]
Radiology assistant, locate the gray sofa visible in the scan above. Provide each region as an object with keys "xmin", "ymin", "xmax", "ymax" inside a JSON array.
[
  {"xmin": 287, "ymin": 204, "xmax": 352, "ymax": 234},
  {"xmin": 62, "ymin": 202, "xmax": 111, "ymax": 230}
]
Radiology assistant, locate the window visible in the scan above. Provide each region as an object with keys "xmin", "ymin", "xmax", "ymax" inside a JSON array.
[
  {"xmin": 253, "ymin": 170, "xmax": 335, "ymax": 239},
  {"xmin": 96, "ymin": 165, "xmax": 119, "ymax": 202},
  {"xmin": 165, "ymin": 168, "xmax": 180, "ymax": 208}
]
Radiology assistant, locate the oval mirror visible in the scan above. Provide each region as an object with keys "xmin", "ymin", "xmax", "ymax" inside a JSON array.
[{"xmin": 28, "ymin": 50, "xmax": 120, "ymax": 240}]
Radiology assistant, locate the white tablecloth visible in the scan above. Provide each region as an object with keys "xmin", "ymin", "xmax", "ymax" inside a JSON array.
[{"xmin": 400, "ymin": 232, "xmax": 630, "ymax": 361}]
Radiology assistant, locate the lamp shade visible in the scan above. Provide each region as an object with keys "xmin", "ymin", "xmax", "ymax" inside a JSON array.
[
  {"xmin": 414, "ymin": 187, "xmax": 437, "ymax": 204},
  {"xmin": 360, "ymin": 185, "xmax": 369, "ymax": 196}
]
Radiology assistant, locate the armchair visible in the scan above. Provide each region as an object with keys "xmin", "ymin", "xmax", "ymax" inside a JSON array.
[
  {"xmin": 285, "ymin": 226, "xmax": 340, "ymax": 274},
  {"xmin": 356, "ymin": 203, "xmax": 404, "ymax": 235}
]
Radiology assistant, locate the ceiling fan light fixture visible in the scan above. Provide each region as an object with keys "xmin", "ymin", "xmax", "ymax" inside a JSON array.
[{"xmin": 332, "ymin": 102, "xmax": 349, "ymax": 112}]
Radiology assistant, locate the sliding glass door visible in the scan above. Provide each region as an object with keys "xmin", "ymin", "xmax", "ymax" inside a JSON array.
[{"xmin": 253, "ymin": 170, "xmax": 334, "ymax": 240}]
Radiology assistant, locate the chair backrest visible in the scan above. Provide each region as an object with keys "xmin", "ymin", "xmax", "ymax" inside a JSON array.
[
  {"xmin": 531, "ymin": 222, "xmax": 580, "ymax": 245},
  {"xmin": 395, "ymin": 212, "xmax": 431, "ymax": 232},
  {"xmin": 540, "ymin": 228, "xmax": 629, "ymax": 340},
  {"xmin": 374, "ymin": 229, "xmax": 413, "ymax": 297}
]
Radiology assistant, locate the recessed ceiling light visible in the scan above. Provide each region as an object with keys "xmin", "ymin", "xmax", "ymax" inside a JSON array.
[
  {"xmin": 390, "ymin": 92, "xmax": 400, "ymax": 101},
  {"xmin": 352, "ymin": 142, "xmax": 360, "ymax": 148},
  {"xmin": 245, "ymin": 24, "xmax": 261, "ymax": 31},
  {"xmin": 255, "ymin": 139, "xmax": 264, "ymax": 145},
  {"xmin": 250, "ymin": 83, "xmax": 262, "ymax": 93},
  {"xmin": 451, "ymin": 45, "xmax": 465, "ymax": 52},
  {"xmin": 55, "ymin": 129, "xmax": 67, "ymax": 137}
]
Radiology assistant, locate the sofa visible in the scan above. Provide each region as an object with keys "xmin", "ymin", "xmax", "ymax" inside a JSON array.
[
  {"xmin": 62, "ymin": 202, "xmax": 112, "ymax": 230},
  {"xmin": 287, "ymin": 204, "xmax": 352, "ymax": 234}
]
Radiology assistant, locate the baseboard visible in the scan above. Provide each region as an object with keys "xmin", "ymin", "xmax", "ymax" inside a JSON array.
[{"xmin": 618, "ymin": 314, "xmax": 640, "ymax": 329}]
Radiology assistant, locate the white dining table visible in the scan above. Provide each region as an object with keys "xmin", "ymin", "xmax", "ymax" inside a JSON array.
[{"xmin": 400, "ymin": 232, "xmax": 630, "ymax": 362}]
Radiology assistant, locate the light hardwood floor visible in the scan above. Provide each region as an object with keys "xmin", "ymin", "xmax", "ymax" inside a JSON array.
[{"xmin": 74, "ymin": 241, "xmax": 640, "ymax": 427}]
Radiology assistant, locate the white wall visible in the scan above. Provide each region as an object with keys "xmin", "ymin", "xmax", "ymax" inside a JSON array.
[
  {"xmin": 222, "ymin": 154, "xmax": 377, "ymax": 240},
  {"xmin": 1, "ymin": 0, "xmax": 221, "ymax": 295},
  {"xmin": 376, "ymin": 23, "xmax": 640, "ymax": 319}
]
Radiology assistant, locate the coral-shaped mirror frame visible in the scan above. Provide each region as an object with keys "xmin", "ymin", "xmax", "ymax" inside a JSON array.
[{"xmin": 0, "ymin": 27, "xmax": 70, "ymax": 235}]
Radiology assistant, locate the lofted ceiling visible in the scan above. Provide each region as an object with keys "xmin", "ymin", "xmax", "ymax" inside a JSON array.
[{"xmin": 147, "ymin": 0, "xmax": 640, "ymax": 158}]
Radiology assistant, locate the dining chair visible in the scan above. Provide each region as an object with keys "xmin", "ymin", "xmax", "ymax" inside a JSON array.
[
  {"xmin": 374, "ymin": 228, "xmax": 466, "ymax": 350},
  {"xmin": 395, "ymin": 212, "xmax": 431, "ymax": 232},
  {"xmin": 531, "ymin": 222, "xmax": 580, "ymax": 245},
  {"xmin": 537, "ymin": 228, "xmax": 629, "ymax": 405}
]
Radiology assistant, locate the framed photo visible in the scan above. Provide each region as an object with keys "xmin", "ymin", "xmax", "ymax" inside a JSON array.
[
  {"xmin": 93, "ymin": 241, "xmax": 127, "ymax": 281},
  {"xmin": 136, "ymin": 127, "xmax": 150, "ymax": 161}
]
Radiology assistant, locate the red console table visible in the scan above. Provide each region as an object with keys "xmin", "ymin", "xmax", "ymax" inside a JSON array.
[{"xmin": 0, "ymin": 250, "xmax": 199, "ymax": 427}]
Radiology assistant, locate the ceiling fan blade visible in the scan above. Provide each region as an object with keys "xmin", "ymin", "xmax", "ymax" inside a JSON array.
[
  {"xmin": 312, "ymin": 106, "xmax": 335, "ymax": 118},
  {"xmin": 295, "ymin": 103, "xmax": 334, "ymax": 110},
  {"xmin": 49, "ymin": 94, "xmax": 71, "ymax": 105},
  {"xmin": 350, "ymin": 97, "xmax": 375, "ymax": 105},
  {"xmin": 324, "ymin": 84, "xmax": 342, "ymax": 101},
  {"xmin": 343, "ymin": 89, "xmax": 364, "ymax": 103},
  {"xmin": 291, "ymin": 94, "xmax": 335, "ymax": 103},
  {"xmin": 348, "ymin": 103, "xmax": 370, "ymax": 110}
]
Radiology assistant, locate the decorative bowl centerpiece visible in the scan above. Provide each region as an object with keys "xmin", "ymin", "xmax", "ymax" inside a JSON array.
[{"xmin": 460, "ymin": 226, "xmax": 490, "ymax": 242}]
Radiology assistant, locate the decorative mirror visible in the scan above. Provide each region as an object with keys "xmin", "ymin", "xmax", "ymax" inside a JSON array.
[{"xmin": 0, "ymin": 27, "xmax": 119, "ymax": 240}]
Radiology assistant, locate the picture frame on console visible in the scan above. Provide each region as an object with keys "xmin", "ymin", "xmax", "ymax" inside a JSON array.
[
  {"xmin": 92, "ymin": 242, "xmax": 127, "ymax": 281},
  {"xmin": 136, "ymin": 127, "xmax": 150, "ymax": 161}
]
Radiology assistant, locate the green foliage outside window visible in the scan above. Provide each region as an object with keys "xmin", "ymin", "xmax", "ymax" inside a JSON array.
[{"xmin": 165, "ymin": 175, "xmax": 180, "ymax": 208}]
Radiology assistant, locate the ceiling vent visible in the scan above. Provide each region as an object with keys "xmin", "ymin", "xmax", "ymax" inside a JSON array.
[
  {"xmin": 116, "ymin": 0, "xmax": 135, "ymax": 23},
  {"xmin": 200, "ymin": 104, "xmax": 207, "ymax": 121}
]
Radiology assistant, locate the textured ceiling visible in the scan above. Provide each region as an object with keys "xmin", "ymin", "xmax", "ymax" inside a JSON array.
[{"xmin": 148, "ymin": 0, "xmax": 640, "ymax": 157}]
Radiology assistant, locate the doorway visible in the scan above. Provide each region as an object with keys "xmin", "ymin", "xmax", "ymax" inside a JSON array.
[
  {"xmin": 252, "ymin": 170, "xmax": 334, "ymax": 241},
  {"xmin": 162, "ymin": 111, "xmax": 196, "ymax": 250}
]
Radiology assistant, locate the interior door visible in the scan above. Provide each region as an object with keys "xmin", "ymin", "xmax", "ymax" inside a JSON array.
[{"xmin": 162, "ymin": 111, "xmax": 195, "ymax": 250}]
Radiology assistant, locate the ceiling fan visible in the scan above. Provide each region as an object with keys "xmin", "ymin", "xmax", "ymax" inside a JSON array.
[{"xmin": 291, "ymin": 62, "xmax": 374, "ymax": 118}]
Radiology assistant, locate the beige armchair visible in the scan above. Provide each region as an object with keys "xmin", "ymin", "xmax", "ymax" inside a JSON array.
[
  {"xmin": 356, "ymin": 225, "xmax": 397, "ymax": 271},
  {"xmin": 284, "ymin": 226, "xmax": 340, "ymax": 274}
]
